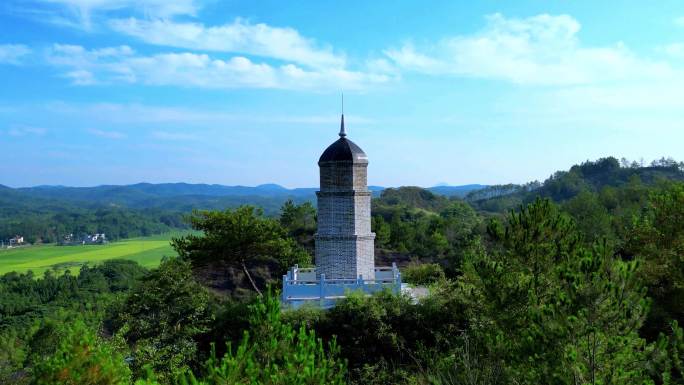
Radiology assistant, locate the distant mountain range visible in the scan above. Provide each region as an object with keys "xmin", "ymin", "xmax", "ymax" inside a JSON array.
[{"xmin": 0, "ymin": 183, "xmax": 487, "ymax": 215}]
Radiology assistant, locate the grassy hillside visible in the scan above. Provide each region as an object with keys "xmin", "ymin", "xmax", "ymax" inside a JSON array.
[{"xmin": 0, "ymin": 232, "xmax": 184, "ymax": 276}]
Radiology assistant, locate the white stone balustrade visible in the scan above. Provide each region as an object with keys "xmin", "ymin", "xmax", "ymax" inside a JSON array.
[{"xmin": 281, "ymin": 263, "xmax": 402, "ymax": 309}]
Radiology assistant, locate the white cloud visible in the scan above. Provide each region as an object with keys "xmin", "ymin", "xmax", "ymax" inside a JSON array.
[
  {"xmin": 660, "ymin": 43, "xmax": 684, "ymax": 59},
  {"xmin": 0, "ymin": 44, "xmax": 31, "ymax": 64},
  {"xmin": 110, "ymin": 18, "xmax": 345, "ymax": 69},
  {"xmin": 34, "ymin": 0, "xmax": 198, "ymax": 29},
  {"xmin": 88, "ymin": 128, "xmax": 126, "ymax": 139},
  {"xmin": 675, "ymin": 16, "xmax": 684, "ymax": 27},
  {"xmin": 46, "ymin": 44, "xmax": 389, "ymax": 90},
  {"xmin": 64, "ymin": 69, "xmax": 97, "ymax": 84},
  {"xmin": 7, "ymin": 125, "xmax": 47, "ymax": 136},
  {"xmin": 385, "ymin": 13, "xmax": 674, "ymax": 86}
]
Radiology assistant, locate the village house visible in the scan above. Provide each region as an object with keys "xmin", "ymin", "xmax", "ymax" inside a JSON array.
[
  {"xmin": 8, "ymin": 235, "xmax": 24, "ymax": 248},
  {"xmin": 60, "ymin": 233, "xmax": 108, "ymax": 246}
]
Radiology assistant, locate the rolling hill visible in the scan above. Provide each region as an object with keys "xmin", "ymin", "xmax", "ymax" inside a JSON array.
[{"xmin": 7, "ymin": 182, "xmax": 484, "ymax": 211}]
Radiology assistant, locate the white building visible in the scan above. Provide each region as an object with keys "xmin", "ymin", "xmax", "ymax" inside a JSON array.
[{"xmin": 8, "ymin": 236, "xmax": 24, "ymax": 247}]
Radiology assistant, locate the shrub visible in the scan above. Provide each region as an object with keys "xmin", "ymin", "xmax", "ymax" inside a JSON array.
[
  {"xmin": 184, "ymin": 291, "xmax": 346, "ymax": 385},
  {"xmin": 402, "ymin": 263, "xmax": 446, "ymax": 286},
  {"xmin": 286, "ymin": 288, "xmax": 467, "ymax": 385},
  {"xmin": 32, "ymin": 320, "xmax": 130, "ymax": 385},
  {"xmin": 116, "ymin": 258, "xmax": 213, "ymax": 384},
  {"xmin": 135, "ymin": 291, "xmax": 347, "ymax": 385}
]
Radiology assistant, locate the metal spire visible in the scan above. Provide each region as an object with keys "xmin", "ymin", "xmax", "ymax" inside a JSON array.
[{"xmin": 339, "ymin": 92, "xmax": 346, "ymax": 137}]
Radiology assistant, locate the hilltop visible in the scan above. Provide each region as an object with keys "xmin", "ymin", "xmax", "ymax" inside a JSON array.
[
  {"xmin": 10, "ymin": 182, "xmax": 484, "ymax": 209},
  {"xmin": 467, "ymin": 157, "xmax": 684, "ymax": 212}
]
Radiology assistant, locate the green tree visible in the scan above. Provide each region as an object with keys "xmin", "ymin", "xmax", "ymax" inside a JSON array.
[
  {"xmin": 402, "ymin": 262, "xmax": 446, "ymax": 286},
  {"xmin": 32, "ymin": 319, "xmax": 130, "ymax": 385},
  {"xmin": 279, "ymin": 199, "xmax": 317, "ymax": 253},
  {"xmin": 627, "ymin": 183, "xmax": 684, "ymax": 339},
  {"xmin": 372, "ymin": 215, "xmax": 391, "ymax": 249},
  {"xmin": 460, "ymin": 199, "xmax": 653, "ymax": 384},
  {"xmin": 563, "ymin": 191, "xmax": 614, "ymax": 245},
  {"xmin": 116, "ymin": 258, "xmax": 213, "ymax": 383},
  {"xmin": 172, "ymin": 206, "xmax": 310, "ymax": 295},
  {"xmin": 137, "ymin": 291, "xmax": 347, "ymax": 385},
  {"xmin": 279, "ymin": 200, "xmax": 316, "ymax": 236},
  {"xmin": 287, "ymin": 286, "xmax": 468, "ymax": 385}
]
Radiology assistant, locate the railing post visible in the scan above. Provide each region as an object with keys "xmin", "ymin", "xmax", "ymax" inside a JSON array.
[
  {"xmin": 282, "ymin": 274, "xmax": 288, "ymax": 303},
  {"xmin": 319, "ymin": 273, "xmax": 326, "ymax": 307}
]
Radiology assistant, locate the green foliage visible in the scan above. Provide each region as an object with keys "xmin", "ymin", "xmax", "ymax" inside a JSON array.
[
  {"xmin": 562, "ymin": 191, "xmax": 614, "ymax": 244},
  {"xmin": 279, "ymin": 199, "xmax": 317, "ymax": 259},
  {"xmin": 460, "ymin": 198, "xmax": 654, "ymax": 384},
  {"xmin": 372, "ymin": 215, "xmax": 392, "ymax": 248},
  {"xmin": 286, "ymin": 287, "xmax": 468, "ymax": 385},
  {"xmin": 172, "ymin": 206, "xmax": 310, "ymax": 293},
  {"xmin": 116, "ymin": 258, "xmax": 213, "ymax": 384},
  {"xmin": 628, "ymin": 183, "xmax": 684, "ymax": 340},
  {"xmin": 0, "ymin": 260, "xmax": 146, "ymax": 383},
  {"xmin": 0, "ymin": 200, "xmax": 184, "ymax": 244},
  {"xmin": 279, "ymin": 200, "xmax": 317, "ymax": 239},
  {"xmin": 372, "ymin": 196, "xmax": 481, "ymax": 275},
  {"xmin": 375, "ymin": 187, "xmax": 450, "ymax": 212},
  {"xmin": 133, "ymin": 291, "xmax": 347, "ymax": 385},
  {"xmin": 469, "ymin": 157, "xmax": 684, "ymax": 214},
  {"xmin": 7, "ymin": 158, "xmax": 684, "ymax": 385},
  {"xmin": 187, "ymin": 292, "xmax": 346, "ymax": 385},
  {"xmin": 32, "ymin": 319, "xmax": 130, "ymax": 385},
  {"xmin": 652, "ymin": 321, "xmax": 684, "ymax": 383},
  {"xmin": 402, "ymin": 263, "xmax": 445, "ymax": 286}
]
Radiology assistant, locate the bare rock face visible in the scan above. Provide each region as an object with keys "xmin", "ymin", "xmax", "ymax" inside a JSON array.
[{"xmin": 192, "ymin": 258, "xmax": 281, "ymax": 298}]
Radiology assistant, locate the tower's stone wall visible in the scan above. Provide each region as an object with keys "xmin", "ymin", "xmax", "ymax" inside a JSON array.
[
  {"xmin": 315, "ymin": 160, "xmax": 375, "ymax": 279},
  {"xmin": 352, "ymin": 164, "xmax": 368, "ymax": 190}
]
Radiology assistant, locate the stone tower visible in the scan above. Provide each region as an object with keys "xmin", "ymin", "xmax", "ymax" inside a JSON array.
[{"xmin": 315, "ymin": 114, "xmax": 375, "ymax": 280}]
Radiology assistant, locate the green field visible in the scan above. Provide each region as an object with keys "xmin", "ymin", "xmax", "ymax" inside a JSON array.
[{"xmin": 0, "ymin": 232, "xmax": 186, "ymax": 276}]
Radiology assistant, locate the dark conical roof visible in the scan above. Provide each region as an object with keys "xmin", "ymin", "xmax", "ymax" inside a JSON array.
[
  {"xmin": 319, "ymin": 137, "xmax": 368, "ymax": 164},
  {"xmin": 318, "ymin": 114, "xmax": 368, "ymax": 164}
]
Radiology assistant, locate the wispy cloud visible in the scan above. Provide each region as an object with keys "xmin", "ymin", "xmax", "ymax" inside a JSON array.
[
  {"xmin": 29, "ymin": 0, "xmax": 198, "ymax": 29},
  {"xmin": 88, "ymin": 128, "xmax": 126, "ymax": 139},
  {"xmin": 44, "ymin": 101, "xmax": 376, "ymax": 125},
  {"xmin": 110, "ymin": 18, "xmax": 345, "ymax": 69},
  {"xmin": 7, "ymin": 125, "xmax": 47, "ymax": 136},
  {"xmin": 660, "ymin": 43, "xmax": 684, "ymax": 59},
  {"xmin": 675, "ymin": 16, "xmax": 684, "ymax": 27},
  {"xmin": 384, "ymin": 13, "xmax": 674, "ymax": 86},
  {"xmin": 46, "ymin": 44, "xmax": 389, "ymax": 90},
  {"xmin": 9, "ymin": 0, "xmax": 393, "ymax": 91},
  {"xmin": 0, "ymin": 44, "xmax": 31, "ymax": 64}
]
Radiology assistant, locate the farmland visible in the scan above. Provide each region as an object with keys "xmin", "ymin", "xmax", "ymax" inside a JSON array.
[{"xmin": 0, "ymin": 232, "xmax": 184, "ymax": 276}]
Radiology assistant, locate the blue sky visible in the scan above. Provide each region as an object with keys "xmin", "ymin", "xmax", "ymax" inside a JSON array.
[{"xmin": 2, "ymin": 1, "xmax": 684, "ymax": 188}]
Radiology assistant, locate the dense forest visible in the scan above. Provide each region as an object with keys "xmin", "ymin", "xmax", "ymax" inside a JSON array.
[
  {"xmin": 2, "ymin": 156, "xmax": 684, "ymax": 384},
  {"xmin": 0, "ymin": 182, "xmax": 481, "ymax": 243},
  {"xmin": 0, "ymin": 193, "xmax": 185, "ymax": 243}
]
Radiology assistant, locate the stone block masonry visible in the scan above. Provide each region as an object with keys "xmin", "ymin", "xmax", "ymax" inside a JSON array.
[
  {"xmin": 315, "ymin": 126, "xmax": 376, "ymax": 280},
  {"xmin": 281, "ymin": 115, "xmax": 401, "ymax": 309}
]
